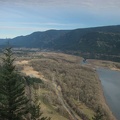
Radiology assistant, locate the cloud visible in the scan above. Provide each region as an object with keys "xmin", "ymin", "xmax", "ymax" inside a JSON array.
[
  {"xmin": 0, "ymin": 0, "xmax": 120, "ymax": 38},
  {"xmin": 16, "ymin": 22, "xmax": 83, "ymax": 27},
  {"xmin": 0, "ymin": 0, "xmax": 120, "ymax": 16},
  {"xmin": 0, "ymin": 22, "xmax": 84, "ymax": 29},
  {"xmin": 0, "ymin": 0, "xmax": 120, "ymax": 9}
]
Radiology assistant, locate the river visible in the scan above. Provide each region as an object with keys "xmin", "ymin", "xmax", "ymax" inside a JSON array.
[{"xmin": 97, "ymin": 68, "xmax": 120, "ymax": 120}]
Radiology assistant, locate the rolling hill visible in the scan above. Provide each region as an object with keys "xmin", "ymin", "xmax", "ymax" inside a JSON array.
[
  {"xmin": 11, "ymin": 30, "xmax": 69, "ymax": 48},
  {"xmin": 0, "ymin": 25, "xmax": 120, "ymax": 61}
]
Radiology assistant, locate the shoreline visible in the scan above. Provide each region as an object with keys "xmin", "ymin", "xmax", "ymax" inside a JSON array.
[
  {"xmin": 96, "ymin": 68, "xmax": 117, "ymax": 120},
  {"xmin": 82, "ymin": 59, "xmax": 117, "ymax": 120}
]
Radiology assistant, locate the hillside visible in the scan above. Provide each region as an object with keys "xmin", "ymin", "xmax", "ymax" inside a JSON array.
[
  {"xmin": 52, "ymin": 25, "xmax": 120, "ymax": 50},
  {"xmin": 11, "ymin": 30, "xmax": 69, "ymax": 48},
  {"xmin": 0, "ymin": 25, "xmax": 120, "ymax": 61},
  {"xmin": 0, "ymin": 39, "xmax": 9, "ymax": 47},
  {"xmin": 13, "ymin": 50, "xmax": 115, "ymax": 120},
  {"xmin": 51, "ymin": 26, "xmax": 120, "ymax": 61}
]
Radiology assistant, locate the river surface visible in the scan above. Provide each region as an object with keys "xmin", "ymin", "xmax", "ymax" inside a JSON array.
[{"xmin": 97, "ymin": 68, "xmax": 120, "ymax": 120}]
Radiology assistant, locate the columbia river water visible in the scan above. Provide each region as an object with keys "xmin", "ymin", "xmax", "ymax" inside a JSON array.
[{"xmin": 97, "ymin": 68, "xmax": 120, "ymax": 120}]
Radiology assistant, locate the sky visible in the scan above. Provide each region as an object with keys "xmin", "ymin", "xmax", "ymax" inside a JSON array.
[{"xmin": 0, "ymin": 0, "xmax": 120, "ymax": 38}]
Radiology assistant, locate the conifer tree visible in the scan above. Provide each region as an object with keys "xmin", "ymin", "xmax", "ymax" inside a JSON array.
[
  {"xmin": 29, "ymin": 91, "xmax": 51, "ymax": 120},
  {"xmin": 0, "ymin": 47, "xmax": 28, "ymax": 120}
]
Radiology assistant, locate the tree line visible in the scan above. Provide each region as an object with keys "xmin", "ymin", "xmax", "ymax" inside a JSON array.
[{"xmin": 0, "ymin": 46, "xmax": 50, "ymax": 120}]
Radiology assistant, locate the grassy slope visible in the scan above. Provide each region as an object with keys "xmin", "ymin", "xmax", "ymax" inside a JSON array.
[
  {"xmin": 13, "ymin": 50, "xmax": 116, "ymax": 120},
  {"xmin": 26, "ymin": 52, "xmax": 115, "ymax": 120}
]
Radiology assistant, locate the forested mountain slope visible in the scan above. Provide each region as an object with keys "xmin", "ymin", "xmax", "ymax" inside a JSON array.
[{"xmin": 0, "ymin": 25, "xmax": 120, "ymax": 61}]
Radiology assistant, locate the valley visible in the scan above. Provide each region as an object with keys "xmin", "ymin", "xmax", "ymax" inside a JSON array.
[
  {"xmin": 0, "ymin": 25, "xmax": 120, "ymax": 62},
  {"xmin": 0, "ymin": 25, "xmax": 120, "ymax": 120},
  {"xmin": 1, "ymin": 1, "xmax": 120, "ymax": 120},
  {"xmin": 14, "ymin": 50, "xmax": 118, "ymax": 120}
]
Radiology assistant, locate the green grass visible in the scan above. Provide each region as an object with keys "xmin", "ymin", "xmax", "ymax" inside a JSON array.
[{"xmin": 77, "ymin": 101, "xmax": 94, "ymax": 120}]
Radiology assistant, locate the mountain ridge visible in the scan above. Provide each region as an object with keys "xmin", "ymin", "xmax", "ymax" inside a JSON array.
[{"xmin": 0, "ymin": 25, "xmax": 120, "ymax": 61}]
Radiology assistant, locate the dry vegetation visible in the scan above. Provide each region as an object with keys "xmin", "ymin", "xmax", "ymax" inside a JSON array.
[
  {"xmin": 88, "ymin": 59, "xmax": 120, "ymax": 71},
  {"xmin": 11, "ymin": 51, "xmax": 116, "ymax": 120},
  {"xmin": 19, "ymin": 52, "xmax": 114, "ymax": 120}
]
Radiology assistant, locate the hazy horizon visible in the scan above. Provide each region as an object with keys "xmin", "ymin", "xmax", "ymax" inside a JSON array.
[{"xmin": 0, "ymin": 24, "xmax": 120, "ymax": 39}]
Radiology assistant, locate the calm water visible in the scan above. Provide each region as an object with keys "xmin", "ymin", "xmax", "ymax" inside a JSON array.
[{"xmin": 97, "ymin": 68, "xmax": 120, "ymax": 120}]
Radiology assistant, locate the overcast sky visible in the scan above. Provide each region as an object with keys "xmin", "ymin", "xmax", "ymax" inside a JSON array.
[{"xmin": 0, "ymin": 0, "xmax": 120, "ymax": 38}]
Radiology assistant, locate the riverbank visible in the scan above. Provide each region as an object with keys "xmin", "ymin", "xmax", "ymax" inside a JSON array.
[
  {"xmin": 81, "ymin": 59, "xmax": 116, "ymax": 120},
  {"xmin": 84, "ymin": 59, "xmax": 120, "ymax": 120},
  {"xmin": 88, "ymin": 59, "xmax": 120, "ymax": 71},
  {"xmin": 15, "ymin": 52, "xmax": 117, "ymax": 120},
  {"xmin": 97, "ymin": 68, "xmax": 120, "ymax": 120}
]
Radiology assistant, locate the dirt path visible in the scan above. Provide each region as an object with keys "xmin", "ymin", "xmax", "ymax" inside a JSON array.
[
  {"xmin": 52, "ymin": 73, "xmax": 81, "ymax": 120},
  {"xmin": 16, "ymin": 60, "xmax": 81, "ymax": 120}
]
